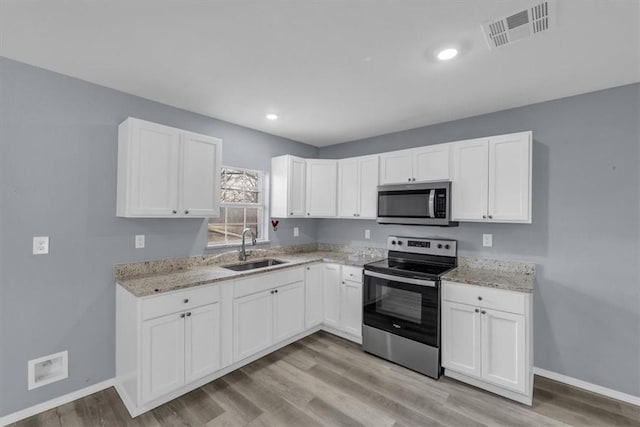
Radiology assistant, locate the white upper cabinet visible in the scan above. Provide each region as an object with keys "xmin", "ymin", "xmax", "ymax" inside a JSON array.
[
  {"xmin": 488, "ymin": 133, "xmax": 532, "ymax": 222},
  {"xmin": 337, "ymin": 155, "xmax": 379, "ymax": 219},
  {"xmin": 306, "ymin": 159, "xmax": 337, "ymax": 217},
  {"xmin": 380, "ymin": 144, "xmax": 451, "ymax": 184},
  {"xmin": 270, "ymin": 155, "xmax": 306, "ymax": 218},
  {"xmin": 452, "ymin": 132, "xmax": 531, "ymax": 223},
  {"xmin": 117, "ymin": 118, "xmax": 222, "ymax": 218},
  {"xmin": 413, "ymin": 144, "xmax": 451, "ymax": 182},
  {"xmin": 452, "ymin": 138, "xmax": 490, "ymax": 221},
  {"xmin": 379, "ymin": 149, "xmax": 414, "ymax": 184}
]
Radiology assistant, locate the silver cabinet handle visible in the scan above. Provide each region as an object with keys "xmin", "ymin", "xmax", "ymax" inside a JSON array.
[
  {"xmin": 407, "ymin": 178, "xmax": 411, "ymax": 182},
  {"xmin": 180, "ymin": 313, "xmax": 185, "ymax": 318},
  {"xmin": 184, "ymin": 299, "xmax": 189, "ymax": 303},
  {"xmin": 481, "ymin": 310, "xmax": 486, "ymax": 315},
  {"xmin": 185, "ymin": 210, "xmax": 190, "ymax": 214},
  {"xmin": 488, "ymin": 215, "xmax": 493, "ymax": 219},
  {"xmin": 477, "ymin": 296, "xmax": 482, "ymax": 301},
  {"xmin": 475, "ymin": 308, "xmax": 479, "ymax": 313},
  {"xmin": 290, "ymin": 212, "xmax": 293, "ymax": 215},
  {"xmin": 186, "ymin": 312, "xmax": 192, "ymax": 317},
  {"xmin": 172, "ymin": 210, "xmax": 177, "ymax": 214},
  {"xmin": 482, "ymin": 215, "xmax": 487, "ymax": 219}
]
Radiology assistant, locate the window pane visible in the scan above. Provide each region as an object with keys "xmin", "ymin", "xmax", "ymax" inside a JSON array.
[
  {"xmin": 226, "ymin": 224, "xmax": 245, "ymax": 240},
  {"xmin": 221, "ymin": 188, "xmax": 244, "ymax": 203},
  {"xmin": 244, "ymin": 191, "xmax": 259, "ymax": 203},
  {"xmin": 246, "ymin": 223, "xmax": 260, "ymax": 239},
  {"xmin": 208, "ymin": 207, "xmax": 226, "ymax": 224},
  {"xmin": 227, "ymin": 207, "xmax": 245, "ymax": 223},
  {"xmin": 207, "ymin": 224, "xmax": 227, "ymax": 245},
  {"xmin": 245, "ymin": 207, "xmax": 258, "ymax": 223}
]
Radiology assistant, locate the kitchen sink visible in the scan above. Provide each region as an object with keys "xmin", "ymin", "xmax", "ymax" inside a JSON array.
[{"xmin": 222, "ymin": 259, "xmax": 288, "ymax": 271}]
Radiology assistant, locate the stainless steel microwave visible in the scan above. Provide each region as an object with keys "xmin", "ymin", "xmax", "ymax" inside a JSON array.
[{"xmin": 376, "ymin": 181, "xmax": 458, "ymax": 226}]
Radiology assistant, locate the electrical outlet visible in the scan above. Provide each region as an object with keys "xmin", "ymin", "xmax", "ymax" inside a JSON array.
[
  {"xmin": 365, "ymin": 229, "xmax": 371, "ymax": 239},
  {"xmin": 483, "ymin": 234, "xmax": 493, "ymax": 247},
  {"xmin": 293, "ymin": 227, "xmax": 299, "ymax": 237},
  {"xmin": 33, "ymin": 236, "xmax": 49, "ymax": 255},
  {"xmin": 135, "ymin": 235, "xmax": 145, "ymax": 249}
]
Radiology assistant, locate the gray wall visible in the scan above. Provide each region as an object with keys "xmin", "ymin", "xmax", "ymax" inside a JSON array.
[
  {"xmin": 0, "ymin": 57, "xmax": 318, "ymax": 417},
  {"xmin": 318, "ymin": 83, "xmax": 640, "ymax": 397}
]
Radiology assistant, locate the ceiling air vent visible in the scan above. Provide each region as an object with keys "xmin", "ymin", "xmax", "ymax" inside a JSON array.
[{"xmin": 482, "ymin": 0, "xmax": 555, "ymax": 50}]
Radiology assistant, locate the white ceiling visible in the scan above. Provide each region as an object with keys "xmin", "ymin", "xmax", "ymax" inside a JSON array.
[{"xmin": 1, "ymin": 0, "xmax": 639, "ymax": 147}]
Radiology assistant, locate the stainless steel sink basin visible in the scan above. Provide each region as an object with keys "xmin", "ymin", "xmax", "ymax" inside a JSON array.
[{"xmin": 222, "ymin": 259, "xmax": 287, "ymax": 271}]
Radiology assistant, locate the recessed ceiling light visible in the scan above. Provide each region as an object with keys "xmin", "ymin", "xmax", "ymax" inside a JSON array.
[
  {"xmin": 266, "ymin": 113, "xmax": 279, "ymax": 120},
  {"xmin": 437, "ymin": 48, "xmax": 458, "ymax": 61}
]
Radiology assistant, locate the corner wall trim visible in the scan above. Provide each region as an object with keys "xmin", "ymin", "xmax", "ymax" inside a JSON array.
[
  {"xmin": 533, "ymin": 367, "xmax": 640, "ymax": 406},
  {"xmin": 0, "ymin": 378, "xmax": 115, "ymax": 426}
]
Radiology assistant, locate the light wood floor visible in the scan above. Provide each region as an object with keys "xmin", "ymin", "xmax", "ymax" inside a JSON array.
[{"xmin": 11, "ymin": 331, "xmax": 640, "ymax": 427}]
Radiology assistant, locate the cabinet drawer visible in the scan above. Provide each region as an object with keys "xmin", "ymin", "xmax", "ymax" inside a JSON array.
[
  {"xmin": 442, "ymin": 281, "xmax": 526, "ymax": 315},
  {"xmin": 234, "ymin": 267, "xmax": 304, "ymax": 299},
  {"xmin": 341, "ymin": 266, "xmax": 363, "ymax": 283},
  {"xmin": 142, "ymin": 285, "xmax": 220, "ymax": 320}
]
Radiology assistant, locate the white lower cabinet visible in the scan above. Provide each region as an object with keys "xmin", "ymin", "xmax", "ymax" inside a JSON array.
[
  {"xmin": 320, "ymin": 264, "xmax": 363, "ymax": 341},
  {"xmin": 116, "ymin": 282, "xmax": 224, "ymax": 413},
  {"xmin": 442, "ymin": 281, "xmax": 533, "ymax": 405},
  {"xmin": 234, "ymin": 290, "xmax": 273, "ymax": 361},
  {"xmin": 339, "ymin": 266, "xmax": 363, "ymax": 338},
  {"xmin": 305, "ymin": 263, "xmax": 324, "ymax": 327},
  {"xmin": 116, "ymin": 263, "xmax": 364, "ymax": 417},
  {"xmin": 233, "ymin": 268, "xmax": 306, "ymax": 363},
  {"xmin": 141, "ymin": 312, "xmax": 186, "ymax": 403},
  {"xmin": 322, "ymin": 264, "xmax": 341, "ymax": 329}
]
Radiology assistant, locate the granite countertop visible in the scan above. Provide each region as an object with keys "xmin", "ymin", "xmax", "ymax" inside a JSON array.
[
  {"xmin": 442, "ymin": 257, "xmax": 535, "ymax": 293},
  {"xmin": 116, "ymin": 247, "xmax": 384, "ymax": 298}
]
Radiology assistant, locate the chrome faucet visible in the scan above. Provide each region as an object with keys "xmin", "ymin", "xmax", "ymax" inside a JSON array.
[{"xmin": 239, "ymin": 228, "xmax": 257, "ymax": 261}]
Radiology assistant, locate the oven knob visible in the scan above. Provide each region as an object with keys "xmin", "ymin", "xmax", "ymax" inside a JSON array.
[
  {"xmin": 437, "ymin": 244, "xmax": 443, "ymax": 249},
  {"xmin": 397, "ymin": 241, "xmax": 403, "ymax": 245},
  {"xmin": 445, "ymin": 244, "xmax": 450, "ymax": 250},
  {"xmin": 391, "ymin": 240, "xmax": 396, "ymax": 245}
]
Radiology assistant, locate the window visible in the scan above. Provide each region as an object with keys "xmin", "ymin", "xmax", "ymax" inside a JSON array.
[{"xmin": 208, "ymin": 167, "xmax": 266, "ymax": 246}]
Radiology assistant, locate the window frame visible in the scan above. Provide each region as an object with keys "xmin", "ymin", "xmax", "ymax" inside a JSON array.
[{"xmin": 207, "ymin": 166, "xmax": 269, "ymax": 248}]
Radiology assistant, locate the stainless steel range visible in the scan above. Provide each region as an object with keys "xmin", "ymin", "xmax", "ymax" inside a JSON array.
[{"xmin": 362, "ymin": 236, "xmax": 457, "ymax": 379}]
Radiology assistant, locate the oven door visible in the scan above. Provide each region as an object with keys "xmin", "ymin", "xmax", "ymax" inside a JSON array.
[{"xmin": 363, "ymin": 270, "xmax": 439, "ymax": 347}]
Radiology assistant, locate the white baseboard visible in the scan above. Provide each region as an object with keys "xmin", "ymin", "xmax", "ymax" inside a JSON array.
[
  {"xmin": 0, "ymin": 378, "xmax": 115, "ymax": 426},
  {"xmin": 534, "ymin": 367, "xmax": 640, "ymax": 406}
]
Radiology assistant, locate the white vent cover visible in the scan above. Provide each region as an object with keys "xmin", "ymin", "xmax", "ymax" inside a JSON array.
[{"xmin": 482, "ymin": 1, "xmax": 556, "ymax": 49}]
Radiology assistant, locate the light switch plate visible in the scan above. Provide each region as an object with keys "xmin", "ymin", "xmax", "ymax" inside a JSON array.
[
  {"xmin": 293, "ymin": 227, "xmax": 299, "ymax": 237},
  {"xmin": 483, "ymin": 234, "xmax": 493, "ymax": 247},
  {"xmin": 33, "ymin": 236, "xmax": 49, "ymax": 255},
  {"xmin": 365, "ymin": 229, "xmax": 371, "ymax": 239},
  {"xmin": 135, "ymin": 235, "xmax": 145, "ymax": 249}
]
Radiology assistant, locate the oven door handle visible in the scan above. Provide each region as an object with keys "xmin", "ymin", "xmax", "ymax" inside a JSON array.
[{"xmin": 364, "ymin": 270, "xmax": 436, "ymax": 287}]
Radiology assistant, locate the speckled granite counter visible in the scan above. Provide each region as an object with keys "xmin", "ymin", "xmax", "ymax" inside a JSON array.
[
  {"xmin": 115, "ymin": 245, "xmax": 385, "ymax": 298},
  {"xmin": 442, "ymin": 256, "xmax": 535, "ymax": 293}
]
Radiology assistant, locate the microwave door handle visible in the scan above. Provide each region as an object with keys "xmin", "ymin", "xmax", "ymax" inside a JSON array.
[{"xmin": 428, "ymin": 190, "xmax": 435, "ymax": 218}]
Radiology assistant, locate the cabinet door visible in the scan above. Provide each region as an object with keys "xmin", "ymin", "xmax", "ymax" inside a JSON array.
[
  {"xmin": 289, "ymin": 156, "xmax": 307, "ymax": 217},
  {"xmin": 337, "ymin": 158, "xmax": 359, "ymax": 218},
  {"xmin": 179, "ymin": 132, "xmax": 221, "ymax": 217},
  {"xmin": 305, "ymin": 264, "xmax": 324, "ymax": 328},
  {"xmin": 184, "ymin": 303, "xmax": 221, "ymax": 383},
  {"xmin": 451, "ymin": 139, "xmax": 489, "ymax": 221},
  {"xmin": 141, "ymin": 312, "xmax": 185, "ymax": 403},
  {"xmin": 413, "ymin": 144, "xmax": 451, "ymax": 182},
  {"xmin": 358, "ymin": 156, "xmax": 380, "ymax": 219},
  {"xmin": 442, "ymin": 301, "xmax": 481, "ymax": 378},
  {"xmin": 488, "ymin": 133, "xmax": 531, "ymax": 223},
  {"xmin": 379, "ymin": 150, "xmax": 413, "ymax": 184},
  {"xmin": 340, "ymin": 280, "xmax": 362, "ymax": 338},
  {"xmin": 306, "ymin": 160, "xmax": 337, "ymax": 216},
  {"xmin": 481, "ymin": 309, "xmax": 526, "ymax": 393},
  {"xmin": 128, "ymin": 120, "xmax": 180, "ymax": 216},
  {"xmin": 322, "ymin": 264, "xmax": 341, "ymax": 328},
  {"xmin": 273, "ymin": 281, "xmax": 306, "ymax": 343},
  {"xmin": 233, "ymin": 290, "xmax": 273, "ymax": 362}
]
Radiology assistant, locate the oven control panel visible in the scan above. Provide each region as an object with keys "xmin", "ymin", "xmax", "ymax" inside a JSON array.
[{"xmin": 387, "ymin": 236, "xmax": 456, "ymax": 257}]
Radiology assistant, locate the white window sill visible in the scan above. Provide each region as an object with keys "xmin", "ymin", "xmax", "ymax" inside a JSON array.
[{"xmin": 206, "ymin": 240, "xmax": 271, "ymax": 250}]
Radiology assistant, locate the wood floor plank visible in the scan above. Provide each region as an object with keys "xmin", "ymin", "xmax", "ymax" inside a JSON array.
[{"xmin": 12, "ymin": 332, "xmax": 640, "ymax": 427}]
